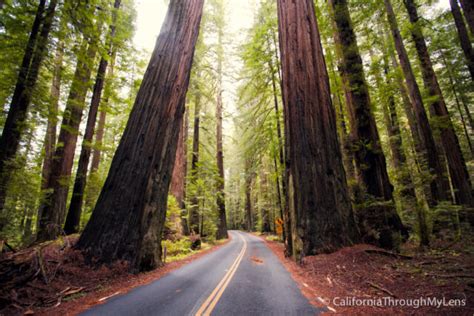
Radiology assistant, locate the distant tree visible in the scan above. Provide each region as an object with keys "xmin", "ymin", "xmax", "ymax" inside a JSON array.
[
  {"xmin": 450, "ymin": 0, "xmax": 474, "ymax": 80},
  {"xmin": 384, "ymin": 0, "xmax": 450, "ymax": 205},
  {"xmin": 64, "ymin": 0, "xmax": 122, "ymax": 235},
  {"xmin": 0, "ymin": 0, "xmax": 58, "ymax": 221},
  {"xmin": 404, "ymin": 0, "xmax": 472, "ymax": 206}
]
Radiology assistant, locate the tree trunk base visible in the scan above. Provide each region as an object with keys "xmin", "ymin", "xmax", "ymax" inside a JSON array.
[{"xmin": 355, "ymin": 202, "xmax": 406, "ymax": 251}]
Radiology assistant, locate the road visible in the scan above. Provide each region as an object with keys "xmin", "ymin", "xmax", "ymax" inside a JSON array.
[{"xmin": 82, "ymin": 231, "xmax": 321, "ymax": 316}]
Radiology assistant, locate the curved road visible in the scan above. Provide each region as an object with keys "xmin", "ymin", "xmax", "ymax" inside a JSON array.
[{"xmin": 82, "ymin": 231, "xmax": 321, "ymax": 315}]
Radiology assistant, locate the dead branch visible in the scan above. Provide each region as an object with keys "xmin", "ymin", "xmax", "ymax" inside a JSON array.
[{"xmin": 366, "ymin": 281, "xmax": 396, "ymax": 297}]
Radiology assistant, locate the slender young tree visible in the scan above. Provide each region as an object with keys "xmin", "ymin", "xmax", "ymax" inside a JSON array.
[
  {"xmin": 404, "ymin": 0, "xmax": 472, "ymax": 206},
  {"xmin": 385, "ymin": 0, "xmax": 449, "ymax": 205},
  {"xmin": 0, "ymin": 0, "xmax": 57, "ymax": 215},
  {"xmin": 277, "ymin": 0, "xmax": 359, "ymax": 258},
  {"xmin": 450, "ymin": 0, "xmax": 474, "ymax": 80},
  {"xmin": 64, "ymin": 0, "xmax": 122, "ymax": 235},
  {"xmin": 77, "ymin": 0, "xmax": 204, "ymax": 272},
  {"xmin": 90, "ymin": 53, "xmax": 116, "ymax": 174}
]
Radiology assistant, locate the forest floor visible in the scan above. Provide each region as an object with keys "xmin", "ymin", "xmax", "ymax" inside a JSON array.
[
  {"xmin": 0, "ymin": 235, "xmax": 229, "ymax": 316},
  {"xmin": 258, "ymin": 233, "xmax": 474, "ymax": 315}
]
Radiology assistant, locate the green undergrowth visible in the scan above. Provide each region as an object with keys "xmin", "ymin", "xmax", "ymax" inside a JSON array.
[{"xmin": 161, "ymin": 237, "xmax": 227, "ymax": 263}]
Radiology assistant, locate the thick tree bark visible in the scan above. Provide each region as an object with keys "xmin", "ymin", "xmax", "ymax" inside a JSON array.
[
  {"xmin": 277, "ymin": 0, "xmax": 359, "ymax": 259},
  {"xmin": 40, "ymin": 43, "xmax": 63, "ymax": 193},
  {"xmin": 188, "ymin": 85, "xmax": 201, "ymax": 235},
  {"xmin": 330, "ymin": 0, "xmax": 395, "ymax": 202},
  {"xmin": 36, "ymin": 43, "xmax": 63, "ymax": 234},
  {"xmin": 77, "ymin": 0, "xmax": 204, "ymax": 272},
  {"xmin": 325, "ymin": 43, "xmax": 355, "ymax": 183},
  {"xmin": 0, "ymin": 0, "xmax": 57, "ymax": 216},
  {"xmin": 405, "ymin": 0, "xmax": 472, "ymax": 206},
  {"xmin": 36, "ymin": 39, "xmax": 98, "ymax": 242},
  {"xmin": 460, "ymin": 0, "xmax": 474, "ymax": 35},
  {"xmin": 450, "ymin": 0, "xmax": 474, "ymax": 80},
  {"xmin": 385, "ymin": 0, "xmax": 450, "ymax": 205},
  {"xmin": 170, "ymin": 108, "xmax": 189, "ymax": 235},
  {"xmin": 330, "ymin": 0, "xmax": 404, "ymax": 249},
  {"xmin": 64, "ymin": 0, "xmax": 122, "ymax": 235}
]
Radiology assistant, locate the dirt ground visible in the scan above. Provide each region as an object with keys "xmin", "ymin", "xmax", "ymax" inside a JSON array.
[
  {"xmin": 0, "ymin": 236, "xmax": 229, "ymax": 316},
  {"xmin": 258, "ymin": 234, "xmax": 474, "ymax": 315}
]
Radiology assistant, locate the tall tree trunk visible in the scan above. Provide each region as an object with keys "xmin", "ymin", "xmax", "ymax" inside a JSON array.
[
  {"xmin": 325, "ymin": 41, "xmax": 355, "ymax": 183},
  {"xmin": 268, "ymin": 58, "xmax": 285, "ymax": 240},
  {"xmin": 330, "ymin": 0, "xmax": 394, "ymax": 200},
  {"xmin": 37, "ymin": 39, "xmax": 98, "ymax": 242},
  {"xmin": 440, "ymin": 52, "xmax": 474, "ymax": 156},
  {"xmin": 450, "ymin": 0, "xmax": 474, "ymax": 80},
  {"xmin": 385, "ymin": 0, "xmax": 450, "ymax": 205},
  {"xmin": 64, "ymin": 0, "xmax": 122, "ymax": 235},
  {"xmin": 36, "ymin": 43, "xmax": 63, "ymax": 233},
  {"xmin": 440, "ymin": 50, "xmax": 474, "ymax": 133},
  {"xmin": 460, "ymin": 0, "xmax": 474, "ymax": 35},
  {"xmin": 0, "ymin": 0, "xmax": 57, "ymax": 216},
  {"xmin": 77, "ymin": 0, "xmax": 204, "ymax": 272},
  {"xmin": 277, "ymin": 0, "xmax": 359, "ymax": 259},
  {"xmin": 329, "ymin": 0, "xmax": 404, "ymax": 249},
  {"xmin": 382, "ymin": 64, "xmax": 416, "ymax": 199},
  {"xmin": 215, "ymin": 89, "xmax": 227, "ymax": 239},
  {"xmin": 170, "ymin": 107, "xmax": 189, "ymax": 235},
  {"xmin": 188, "ymin": 85, "xmax": 201, "ymax": 235},
  {"xmin": 40, "ymin": 43, "xmax": 63, "ymax": 194},
  {"xmin": 405, "ymin": 0, "xmax": 472, "ymax": 206},
  {"xmin": 268, "ymin": 48, "xmax": 290, "ymax": 248},
  {"xmin": 213, "ymin": 0, "xmax": 227, "ymax": 241},
  {"xmin": 245, "ymin": 162, "xmax": 253, "ymax": 232},
  {"xmin": 89, "ymin": 51, "xmax": 116, "ymax": 176}
]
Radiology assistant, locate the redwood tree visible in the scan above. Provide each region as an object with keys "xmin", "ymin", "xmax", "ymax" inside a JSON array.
[
  {"xmin": 170, "ymin": 110, "xmax": 189, "ymax": 235},
  {"xmin": 64, "ymin": 0, "xmax": 122, "ymax": 235},
  {"xmin": 328, "ymin": 0, "xmax": 404, "ymax": 249},
  {"xmin": 188, "ymin": 83, "xmax": 202, "ymax": 235},
  {"xmin": 77, "ymin": 0, "xmax": 204, "ymax": 272},
  {"xmin": 0, "ymin": 0, "xmax": 57, "ymax": 215},
  {"xmin": 215, "ymin": 13, "xmax": 228, "ymax": 240},
  {"xmin": 37, "ymin": 39, "xmax": 98, "ymax": 241},
  {"xmin": 277, "ymin": 0, "xmax": 359, "ymax": 258},
  {"xmin": 450, "ymin": 0, "xmax": 474, "ymax": 80},
  {"xmin": 385, "ymin": 0, "xmax": 450, "ymax": 205},
  {"xmin": 460, "ymin": 0, "xmax": 474, "ymax": 35},
  {"xmin": 404, "ymin": 0, "xmax": 472, "ymax": 206}
]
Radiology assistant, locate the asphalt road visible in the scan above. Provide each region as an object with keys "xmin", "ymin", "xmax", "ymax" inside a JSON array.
[{"xmin": 82, "ymin": 231, "xmax": 321, "ymax": 316}]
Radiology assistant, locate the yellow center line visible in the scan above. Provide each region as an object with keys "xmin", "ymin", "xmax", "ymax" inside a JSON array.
[{"xmin": 195, "ymin": 233, "xmax": 247, "ymax": 316}]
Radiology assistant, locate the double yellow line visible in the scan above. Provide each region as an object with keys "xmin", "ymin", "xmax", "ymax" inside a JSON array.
[{"xmin": 195, "ymin": 233, "xmax": 247, "ymax": 316}]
